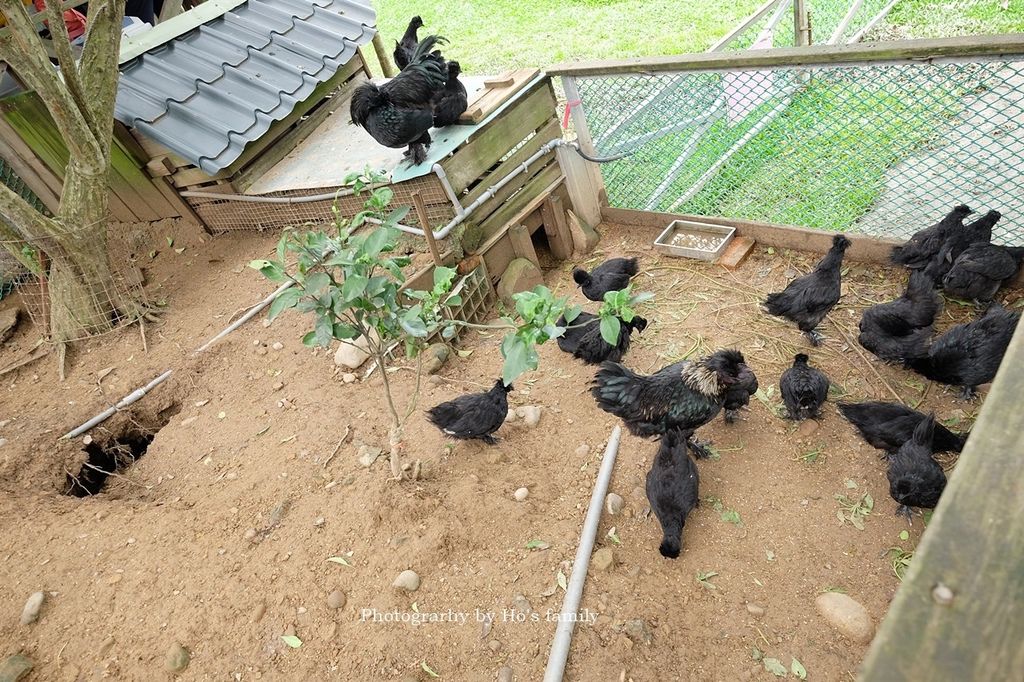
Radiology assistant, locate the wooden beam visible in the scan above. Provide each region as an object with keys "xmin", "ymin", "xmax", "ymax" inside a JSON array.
[
  {"xmin": 540, "ymin": 194, "xmax": 571, "ymax": 260},
  {"xmin": 547, "ymin": 33, "xmax": 1024, "ymax": 76},
  {"xmin": 507, "ymin": 224, "xmax": 539, "ymax": 266},
  {"xmin": 412, "ymin": 191, "xmax": 443, "ymax": 267},
  {"xmin": 371, "ymin": 32, "xmax": 397, "ymax": 78},
  {"xmin": 860, "ymin": 319, "xmax": 1024, "ymax": 681}
]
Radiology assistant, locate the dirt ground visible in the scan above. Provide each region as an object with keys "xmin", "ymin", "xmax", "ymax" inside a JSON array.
[{"xmin": 0, "ymin": 222, "xmax": 1009, "ymax": 681}]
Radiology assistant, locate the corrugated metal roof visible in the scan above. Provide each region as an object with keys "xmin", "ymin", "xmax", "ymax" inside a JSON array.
[{"xmin": 114, "ymin": 0, "xmax": 376, "ymax": 175}]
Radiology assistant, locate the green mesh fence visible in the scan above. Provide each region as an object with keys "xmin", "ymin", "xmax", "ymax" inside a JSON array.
[
  {"xmin": 0, "ymin": 157, "xmax": 48, "ymax": 215},
  {"xmin": 569, "ymin": 54, "xmax": 1024, "ymax": 245}
]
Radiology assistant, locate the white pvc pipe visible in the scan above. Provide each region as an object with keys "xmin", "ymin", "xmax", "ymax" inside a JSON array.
[
  {"xmin": 193, "ymin": 280, "xmax": 296, "ymax": 354},
  {"xmin": 61, "ymin": 370, "xmax": 174, "ymax": 440},
  {"xmin": 543, "ymin": 425, "xmax": 622, "ymax": 682}
]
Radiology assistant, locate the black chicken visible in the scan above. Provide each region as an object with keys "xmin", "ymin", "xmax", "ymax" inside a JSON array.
[
  {"xmin": 351, "ymin": 36, "xmax": 447, "ymax": 166},
  {"xmin": 426, "ymin": 378, "xmax": 511, "ymax": 445},
  {"xmin": 922, "ymin": 210, "xmax": 1002, "ymax": 282},
  {"xmin": 431, "ymin": 60, "xmax": 468, "ymax": 128},
  {"xmin": 858, "ymin": 270, "xmax": 941, "ymax": 365},
  {"xmin": 837, "ymin": 401, "xmax": 967, "ymax": 455},
  {"xmin": 393, "ymin": 16, "xmax": 424, "ymax": 71},
  {"xmin": 779, "ymin": 353, "xmax": 829, "ymax": 420},
  {"xmin": 722, "ymin": 363, "xmax": 758, "ymax": 424},
  {"xmin": 890, "ymin": 204, "xmax": 972, "ymax": 269},
  {"xmin": 762, "ymin": 234, "xmax": 850, "ymax": 345},
  {"xmin": 887, "ymin": 413, "xmax": 946, "ymax": 522},
  {"xmin": 645, "ymin": 429, "xmax": 700, "ymax": 559},
  {"xmin": 573, "ymin": 257, "xmax": 639, "ymax": 302},
  {"xmin": 556, "ymin": 312, "xmax": 647, "ymax": 364},
  {"xmin": 591, "ymin": 349, "xmax": 747, "ymax": 456},
  {"xmin": 941, "ymin": 242, "xmax": 1024, "ymax": 303},
  {"xmin": 907, "ymin": 303, "xmax": 1020, "ymax": 399}
]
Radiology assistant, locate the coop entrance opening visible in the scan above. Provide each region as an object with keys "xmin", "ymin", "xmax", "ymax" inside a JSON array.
[{"xmin": 64, "ymin": 403, "xmax": 179, "ymax": 496}]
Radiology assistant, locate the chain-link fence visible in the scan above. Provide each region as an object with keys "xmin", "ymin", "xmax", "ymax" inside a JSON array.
[{"xmin": 558, "ymin": 39, "xmax": 1024, "ymax": 245}]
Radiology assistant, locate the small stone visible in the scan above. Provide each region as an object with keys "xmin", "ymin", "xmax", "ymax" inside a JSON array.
[
  {"xmin": 244, "ymin": 528, "xmax": 257, "ymax": 541},
  {"xmin": 624, "ymin": 619, "xmax": 652, "ymax": 645},
  {"xmin": 313, "ymin": 517, "xmax": 326, "ymax": 527},
  {"xmin": 496, "ymin": 258, "xmax": 544, "ymax": 303},
  {"xmin": 505, "ymin": 409, "xmax": 517, "ymax": 423},
  {"xmin": 358, "ymin": 444, "xmax": 383, "ymax": 467},
  {"xmin": 272, "ymin": 342, "xmax": 284, "ymax": 351},
  {"xmin": 932, "ymin": 583, "xmax": 954, "ymax": 605},
  {"xmin": 513, "ymin": 487, "xmax": 529, "ymax": 502},
  {"xmin": 251, "ymin": 603, "xmax": 266, "ymax": 622},
  {"xmin": 798, "ymin": 419, "xmax": 820, "ymax": 437},
  {"xmin": 262, "ymin": 319, "xmax": 272, "ymax": 328},
  {"xmin": 19, "ymin": 592, "xmax": 44, "ymax": 625},
  {"xmin": 428, "ymin": 375, "xmax": 444, "ymax": 386},
  {"xmin": 106, "ymin": 574, "xmax": 122, "ymax": 585},
  {"xmin": 815, "ymin": 592, "xmax": 874, "ymax": 643},
  {"xmin": 272, "ymin": 382, "xmax": 285, "ymax": 392},
  {"xmin": 630, "ymin": 485, "xmax": 647, "ymax": 503},
  {"xmin": 422, "ymin": 343, "xmax": 451, "ymax": 375},
  {"xmin": 393, "ymin": 570, "xmax": 421, "ymax": 592},
  {"xmin": 592, "ymin": 547, "xmax": 615, "ymax": 572},
  {"xmin": 746, "ymin": 603, "xmax": 766, "ymax": 617},
  {"xmin": 327, "ymin": 590, "xmax": 346, "ymax": 610},
  {"xmin": 575, "ymin": 444, "xmax": 590, "ymax": 457},
  {"xmin": 497, "ymin": 666, "xmax": 514, "ymax": 682},
  {"xmin": 342, "ymin": 373, "xmax": 357, "ymax": 384},
  {"xmin": 255, "ymin": 347, "xmax": 268, "ymax": 356},
  {"xmin": 605, "ymin": 493, "xmax": 624, "ymax": 515},
  {"xmin": 334, "ymin": 333, "xmax": 374, "ymax": 369},
  {"xmin": 0, "ymin": 654, "xmax": 33, "ymax": 681},
  {"xmin": 487, "ymin": 639, "xmax": 501, "ymax": 653},
  {"xmin": 180, "ymin": 416, "xmax": 198, "ymax": 427},
  {"xmin": 165, "ymin": 643, "xmax": 190, "ymax": 674},
  {"xmin": 512, "ymin": 594, "xmax": 532, "ymax": 614},
  {"xmin": 516, "ymin": 405, "xmax": 542, "ymax": 428}
]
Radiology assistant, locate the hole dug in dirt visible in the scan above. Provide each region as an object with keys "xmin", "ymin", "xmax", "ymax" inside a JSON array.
[{"xmin": 64, "ymin": 403, "xmax": 180, "ymax": 497}]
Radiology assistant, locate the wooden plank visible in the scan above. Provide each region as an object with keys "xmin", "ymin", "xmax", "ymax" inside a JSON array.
[
  {"xmin": 508, "ymin": 224, "xmax": 539, "ymax": 266},
  {"xmin": 442, "ymin": 80, "xmax": 556, "ymax": 193},
  {"xmin": 152, "ymin": 175, "xmax": 206, "ymax": 227},
  {"xmin": 555, "ymin": 143, "xmax": 604, "ymax": 227},
  {"xmin": 476, "ymin": 167, "xmax": 564, "ymax": 244},
  {"xmin": 459, "ymin": 68, "xmax": 542, "ymax": 124},
  {"xmin": 540, "ymin": 194, "xmax": 572, "ymax": 260},
  {"xmin": 471, "ymin": 152, "xmax": 557, "ymax": 229},
  {"xmin": 547, "ymin": 33, "xmax": 1024, "ymax": 76},
  {"xmin": 232, "ymin": 71, "xmax": 368, "ymax": 193},
  {"xmin": 462, "ymin": 119, "xmax": 561, "ymax": 210},
  {"xmin": 371, "ymin": 32, "xmax": 397, "ymax": 78},
  {"xmin": 860, "ymin": 320, "xmax": 1024, "ymax": 681},
  {"xmin": 172, "ymin": 166, "xmax": 232, "ymax": 189},
  {"xmin": 0, "ymin": 118, "xmax": 61, "ymax": 213}
]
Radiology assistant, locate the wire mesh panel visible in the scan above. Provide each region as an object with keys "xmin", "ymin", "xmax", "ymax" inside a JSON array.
[{"xmin": 569, "ymin": 54, "xmax": 1024, "ymax": 244}]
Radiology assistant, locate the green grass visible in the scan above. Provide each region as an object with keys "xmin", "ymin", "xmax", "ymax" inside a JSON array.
[
  {"xmin": 886, "ymin": 0, "xmax": 1024, "ymax": 38},
  {"xmin": 373, "ymin": 0, "xmax": 761, "ymax": 74}
]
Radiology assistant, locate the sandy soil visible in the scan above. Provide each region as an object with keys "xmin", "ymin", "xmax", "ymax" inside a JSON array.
[{"xmin": 0, "ymin": 222, "xmax": 1006, "ymax": 681}]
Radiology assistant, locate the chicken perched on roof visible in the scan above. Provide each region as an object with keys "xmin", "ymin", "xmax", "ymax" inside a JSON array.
[
  {"xmin": 393, "ymin": 16, "xmax": 423, "ymax": 71},
  {"xmin": 573, "ymin": 257, "xmax": 639, "ymax": 302},
  {"xmin": 837, "ymin": 401, "xmax": 967, "ymax": 455},
  {"xmin": 426, "ymin": 378, "xmax": 511, "ymax": 445},
  {"xmin": 890, "ymin": 204, "xmax": 972, "ymax": 270},
  {"xmin": 591, "ymin": 349, "xmax": 748, "ymax": 457},
  {"xmin": 941, "ymin": 242, "xmax": 1024, "ymax": 303},
  {"xmin": 556, "ymin": 312, "xmax": 647, "ymax": 364},
  {"xmin": 351, "ymin": 36, "xmax": 448, "ymax": 166},
  {"xmin": 645, "ymin": 429, "xmax": 700, "ymax": 559},
  {"xmin": 779, "ymin": 353, "xmax": 829, "ymax": 421},
  {"xmin": 431, "ymin": 61, "xmax": 469, "ymax": 127},
  {"xmin": 887, "ymin": 414, "xmax": 946, "ymax": 523},
  {"xmin": 858, "ymin": 270, "xmax": 941, "ymax": 365},
  {"xmin": 762, "ymin": 235, "xmax": 850, "ymax": 345}
]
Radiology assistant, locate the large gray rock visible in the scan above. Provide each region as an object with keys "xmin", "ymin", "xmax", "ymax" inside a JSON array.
[
  {"xmin": 0, "ymin": 654, "xmax": 33, "ymax": 682},
  {"xmin": 422, "ymin": 343, "xmax": 450, "ymax": 375},
  {"xmin": 567, "ymin": 209, "xmax": 600, "ymax": 256},
  {"xmin": 496, "ymin": 258, "xmax": 543, "ymax": 304}
]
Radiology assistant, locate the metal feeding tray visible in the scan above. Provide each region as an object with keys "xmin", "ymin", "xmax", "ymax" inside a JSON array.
[{"xmin": 653, "ymin": 220, "xmax": 736, "ymax": 261}]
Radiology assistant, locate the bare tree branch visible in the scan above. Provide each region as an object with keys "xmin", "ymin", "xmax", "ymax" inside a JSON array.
[
  {"xmin": 0, "ymin": 221, "xmax": 43, "ymax": 274},
  {"xmin": 0, "ymin": 179, "xmax": 56, "ymax": 245},
  {"xmin": 76, "ymin": 0, "xmax": 125, "ymax": 154},
  {"xmin": 41, "ymin": 0, "xmax": 92, "ymax": 137}
]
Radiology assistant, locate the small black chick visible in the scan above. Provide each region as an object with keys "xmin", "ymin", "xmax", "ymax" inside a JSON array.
[
  {"xmin": 942, "ymin": 242, "xmax": 1024, "ymax": 303},
  {"xmin": 431, "ymin": 60, "xmax": 468, "ymax": 128},
  {"xmin": 762, "ymin": 234, "xmax": 850, "ymax": 345},
  {"xmin": 907, "ymin": 303, "xmax": 1020, "ymax": 399},
  {"xmin": 645, "ymin": 429, "xmax": 700, "ymax": 559},
  {"xmin": 858, "ymin": 270, "xmax": 941, "ymax": 365},
  {"xmin": 779, "ymin": 353, "xmax": 829, "ymax": 420},
  {"xmin": 722, "ymin": 363, "xmax": 758, "ymax": 424},
  {"xmin": 573, "ymin": 257, "xmax": 639, "ymax": 302},
  {"xmin": 922, "ymin": 209, "xmax": 1002, "ymax": 282},
  {"xmin": 393, "ymin": 15, "xmax": 424, "ymax": 71},
  {"xmin": 591, "ymin": 349, "xmax": 747, "ymax": 457},
  {"xmin": 890, "ymin": 204, "xmax": 972, "ymax": 269},
  {"xmin": 426, "ymin": 378, "xmax": 510, "ymax": 445},
  {"xmin": 556, "ymin": 312, "xmax": 647, "ymax": 364},
  {"xmin": 887, "ymin": 413, "xmax": 946, "ymax": 522},
  {"xmin": 837, "ymin": 401, "xmax": 967, "ymax": 455},
  {"xmin": 351, "ymin": 36, "xmax": 448, "ymax": 166}
]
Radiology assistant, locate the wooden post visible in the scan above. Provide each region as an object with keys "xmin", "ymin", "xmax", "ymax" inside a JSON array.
[
  {"xmin": 561, "ymin": 76, "xmax": 598, "ymax": 158},
  {"xmin": 793, "ymin": 0, "xmax": 811, "ymax": 46},
  {"xmin": 540, "ymin": 195, "xmax": 572, "ymax": 261},
  {"xmin": 411, "ymin": 191, "xmax": 443, "ymax": 267},
  {"xmin": 508, "ymin": 224, "xmax": 539, "ymax": 267},
  {"xmin": 372, "ymin": 32, "xmax": 397, "ymax": 78}
]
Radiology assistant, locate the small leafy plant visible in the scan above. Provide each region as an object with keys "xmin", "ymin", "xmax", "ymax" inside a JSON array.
[{"xmin": 835, "ymin": 491, "xmax": 874, "ymax": 530}]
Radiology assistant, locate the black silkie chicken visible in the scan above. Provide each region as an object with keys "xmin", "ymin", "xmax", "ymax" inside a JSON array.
[
  {"xmin": 431, "ymin": 61, "xmax": 468, "ymax": 128},
  {"xmin": 890, "ymin": 204, "xmax": 972, "ymax": 270},
  {"xmin": 858, "ymin": 270, "xmax": 941, "ymax": 365},
  {"xmin": 722, "ymin": 363, "xmax": 758, "ymax": 424},
  {"xmin": 573, "ymin": 257, "xmax": 639, "ymax": 302},
  {"xmin": 779, "ymin": 353, "xmax": 829, "ymax": 420},
  {"xmin": 762, "ymin": 234, "xmax": 850, "ymax": 345},
  {"xmin": 837, "ymin": 401, "xmax": 967, "ymax": 455},
  {"xmin": 426, "ymin": 378, "xmax": 511, "ymax": 445},
  {"xmin": 591, "ymin": 349, "xmax": 748, "ymax": 457},
  {"xmin": 393, "ymin": 16, "xmax": 423, "ymax": 71},
  {"xmin": 907, "ymin": 304, "xmax": 1020, "ymax": 400},
  {"xmin": 645, "ymin": 429, "xmax": 700, "ymax": 559},
  {"xmin": 887, "ymin": 413, "xmax": 947, "ymax": 523},
  {"xmin": 942, "ymin": 243, "xmax": 1024, "ymax": 303},
  {"xmin": 922, "ymin": 209, "xmax": 1002, "ymax": 282},
  {"xmin": 556, "ymin": 312, "xmax": 647, "ymax": 364},
  {"xmin": 350, "ymin": 36, "xmax": 447, "ymax": 166}
]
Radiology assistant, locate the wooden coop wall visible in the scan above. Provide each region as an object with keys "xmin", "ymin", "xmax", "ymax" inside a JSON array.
[{"xmin": 0, "ymin": 90, "xmax": 189, "ymax": 223}]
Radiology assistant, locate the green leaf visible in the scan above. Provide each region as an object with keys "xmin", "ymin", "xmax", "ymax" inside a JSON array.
[
  {"xmin": 433, "ymin": 266, "xmax": 457, "ymax": 292},
  {"xmin": 600, "ymin": 315, "xmax": 621, "ymax": 345},
  {"xmin": 342, "ymin": 275, "xmax": 369, "ymax": 302},
  {"xmin": 791, "ymin": 657, "xmax": 807, "ymax": 679},
  {"xmin": 304, "ymin": 272, "xmax": 330, "ymax": 295},
  {"xmin": 281, "ymin": 635, "xmax": 302, "ymax": 649},
  {"xmin": 899, "ymin": 530, "xmax": 910, "ymax": 541},
  {"xmin": 268, "ymin": 288, "xmax": 302, "ymax": 321},
  {"xmin": 301, "ymin": 331, "xmax": 317, "ymax": 347},
  {"xmin": 359, "ymin": 227, "xmax": 394, "ymax": 258},
  {"xmin": 250, "ymin": 259, "xmax": 286, "ymax": 283},
  {"xmin": 557, "ymin": 569, "xmax": 567, "ymax": 591},
  {"xmin": 526, "ymin": 539, "xmax": 550, "ymax": 550},
  {"xmin": 720, "ymin": 509, "xmax": 741, "ymax": 525},
  {"xmin": 630, "ymin": 291, "xmax": 655, "ymax": 305},
  {"xmin": 420, "ymin": 661, "xmax": 439, "ymax": 678},
  {"xmin": 314, "ymin": 316, "xmax": 334, "ymax": 347},
  {"xmin": 563, "ymin": 304, "xmax": 582, "ymax": 323},
  {"xmin": 400, "ymin": 310, "xmax": 429, "ymax": 338},
  {"xmin": 333, "ymin": 324, "xmax": 359, "ymax": 340},
  {"xmin": 445, "ymin": 294, "xmax": 463, "ymax": 307},
  {"xmin": 501, "ymin": 335, "xmax": 532, "ymax": 386},
  {"xmin": 384, "ymin": 205, "xmax": 411, "ymax": 228},
  {"xmin": 326, "ymin": 556, "xmax": 352, "ymax": 566},
  {"xmin": 763, "ymin": 658, "xmax": 788, "ymax": 677}
]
